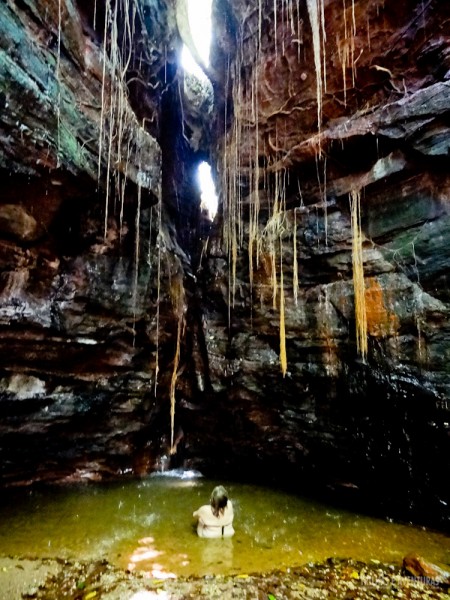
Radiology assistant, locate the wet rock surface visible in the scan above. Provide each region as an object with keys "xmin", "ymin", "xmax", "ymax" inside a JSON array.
[
  {"xmin": 0, "ymin": 0, "xmax": 201, "ymax": 486},
  {"xmin": 403, "ymin": 553, "xmax": 450, "ymax": 585},
  {"xmin": 1, "ymin": 555, "xmax": 450, "ymax": 600}
]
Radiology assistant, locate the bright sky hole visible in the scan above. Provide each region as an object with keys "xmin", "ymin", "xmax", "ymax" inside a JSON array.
[
  {"xmin": 181, "ymin": 0, "xmax": 212, "ymax": 79},
  {"xmin": 198, "ymin": 161, "xmax": 218, "ymax": 219}
]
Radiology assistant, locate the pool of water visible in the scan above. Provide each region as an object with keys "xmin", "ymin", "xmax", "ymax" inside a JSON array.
[{"xmin": 0, "ymin": 471, "xmax": 449, "ymax": 578}]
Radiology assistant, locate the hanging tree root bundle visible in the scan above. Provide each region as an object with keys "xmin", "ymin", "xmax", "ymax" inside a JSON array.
[
  {"xmin": 350, "ymin": 189, "xmax": 368, "ymax": 360},
  {"xmin": 222, "ymin": 1, "xmax": 368, "ymax": 376}
]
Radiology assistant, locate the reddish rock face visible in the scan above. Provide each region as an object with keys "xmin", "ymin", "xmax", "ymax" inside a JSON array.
[{"xmin": 0, "ymin": 0, "xmax": 449, "ymax": 529}]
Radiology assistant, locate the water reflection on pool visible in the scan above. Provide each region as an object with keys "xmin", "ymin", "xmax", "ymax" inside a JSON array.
[{"xmin": 0, "ymin": 471, "xmax": 449, "ymax": 577}]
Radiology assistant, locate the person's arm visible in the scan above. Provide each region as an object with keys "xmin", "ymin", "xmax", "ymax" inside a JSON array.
[{"xmin": 193, "ymin": 505, "xmax": 209, "ymax": 520}]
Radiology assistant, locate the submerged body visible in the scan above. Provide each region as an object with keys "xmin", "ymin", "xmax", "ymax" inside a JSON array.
[
  {"xmin": 193, "ymin": 485, "xmax": 235, "ymax": 538},
  {"xmin": 193, "ymin": 500, "xmax": 235, "ymax": 538}
]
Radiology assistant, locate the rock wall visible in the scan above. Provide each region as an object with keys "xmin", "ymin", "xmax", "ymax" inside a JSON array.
[{"xmin": 0, "ymin": 0, "xmax": 199, "ymax": 484}]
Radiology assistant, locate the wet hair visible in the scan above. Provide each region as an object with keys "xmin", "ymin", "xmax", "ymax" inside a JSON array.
[{"xmin": 210, "ymin": 485, "xmax": 228, "ymax": 517}]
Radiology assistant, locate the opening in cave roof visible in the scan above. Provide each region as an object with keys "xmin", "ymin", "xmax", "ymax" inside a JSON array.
[
  {"xmin": 181, "ymin": 0, "xmax": 212, "ymax": 79},
  {"xmin": 198, "ymin": 161, "xmax": 218, "ymax": 219}
]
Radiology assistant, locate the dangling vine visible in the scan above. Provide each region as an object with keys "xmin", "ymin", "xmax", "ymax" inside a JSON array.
[
  {"xmin": 306, "ymin": 0, "xmax": 326, "ymax": 141},
  {"xmin": 93, "ymin": 0, "xmax": 167, "ymax": 410},
  {"xmin": 220, "ymin": 0, "xmax": 366, "ymax": 374},
  {"xmin": 169, "ymin": 272, "xmax": 185, "ymax": 455},
  {"xmin": 350, "ymin": 189, "xmax": 368, "ymax": 360},
  {"xmin": 279, "ymin": 246, "xmax": 287, "ymax": 377}
]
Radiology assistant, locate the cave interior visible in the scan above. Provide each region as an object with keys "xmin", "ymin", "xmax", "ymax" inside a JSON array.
[{"xmin": 0, "ymin": 0, "xmax": 450, "ymax": 532}]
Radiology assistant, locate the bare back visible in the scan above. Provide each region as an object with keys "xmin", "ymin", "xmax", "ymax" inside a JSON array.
[{"xmin": 193, "ymin": 500, "xmax": 235, "ymax": 538}]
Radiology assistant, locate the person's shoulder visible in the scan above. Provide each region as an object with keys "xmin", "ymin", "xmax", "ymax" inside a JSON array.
[{"xmin": 197, "ymin": 504, "xmax": 212, "ymax": 517}]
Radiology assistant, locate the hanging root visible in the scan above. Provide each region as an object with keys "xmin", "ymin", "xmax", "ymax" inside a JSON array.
[
  {"xmin": 306, "ymin": 0, "xmax": 325, "ymax": 141},
  {"xmin": 293, "ymin": 208, "xmax": 299, "ymax": 305},
  {"xmin": 169, "ymin": 311, "xmax": 184, "ymax": 455},
  {"xmin": 350, "ymin": 189, "xmax": 368, "ymax": 360},
  {"xmin": 279, "ymin": 260, "xmax": 287, "ymax": 376},
  {"xmin": 169, "ymin": 272, "xmax": 185, "ymax": 455}
]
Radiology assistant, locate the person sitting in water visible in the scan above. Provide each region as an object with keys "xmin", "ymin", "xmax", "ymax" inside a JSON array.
[{"xmin": 193, "ymin": 485, "xmax": 235, "ymax": 538}]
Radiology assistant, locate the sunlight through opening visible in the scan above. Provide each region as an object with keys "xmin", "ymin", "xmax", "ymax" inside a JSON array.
[
  {"xmin": 181, "ymin": 46, "xmax": 206, "ymax": 79},
  {"xmin": 181, "ymin": 0, "xmax": 212, "ymax": 79},
  {"xmin": 198, "ymin": 161, "xmax": 218, "ymax": 220}
]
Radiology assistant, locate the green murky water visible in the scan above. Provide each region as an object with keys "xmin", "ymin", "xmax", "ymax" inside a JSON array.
[{"xmin": 0, "ymin": 471, "xmax": 449, "ymax": 578}]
